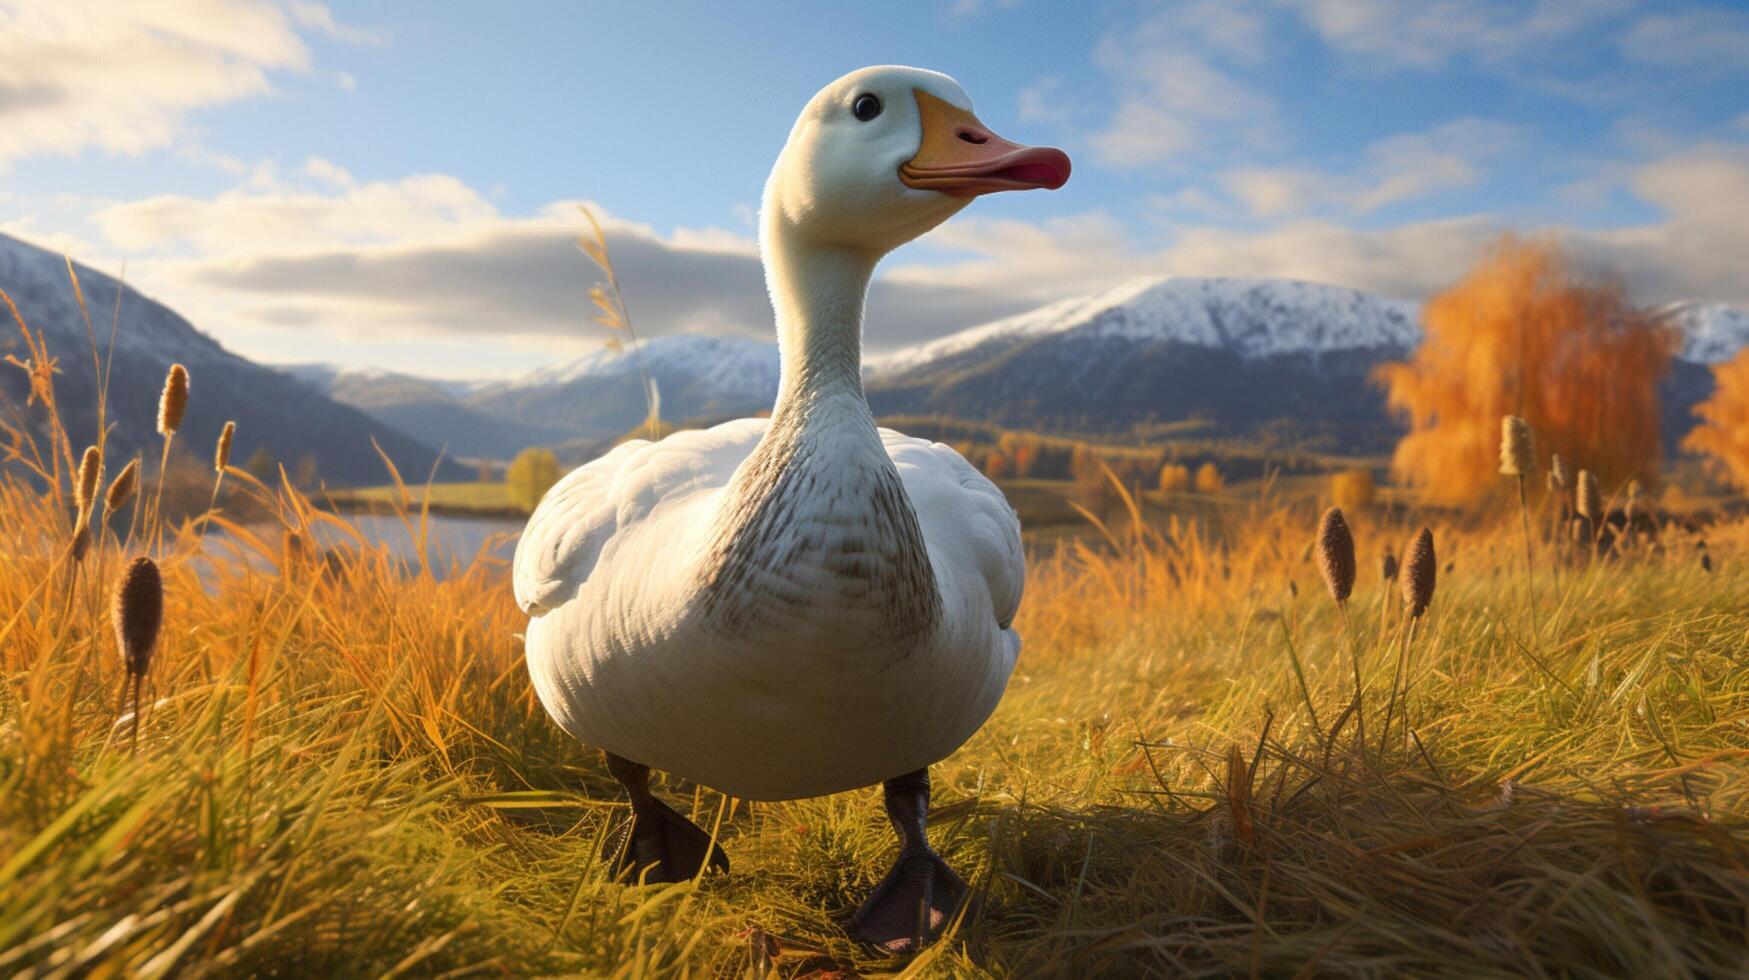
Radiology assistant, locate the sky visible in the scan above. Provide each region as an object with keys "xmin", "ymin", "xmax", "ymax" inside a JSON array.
[{"xmin": 1, "ymin": 0, "xmax": 1746, "ymax": 379}]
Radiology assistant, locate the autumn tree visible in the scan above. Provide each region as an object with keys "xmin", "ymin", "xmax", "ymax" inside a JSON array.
[
  {"xmin": 1376, "ymin": 236, "xmax": 1675, "ymax": 504},
  {"xmin": 506, "ymin": 447, "xmax": 561, "ymax": 513},
  {"xmin": 983, "ymin": 452, "xmax": 1010, "ymax": 480},
  {"xmin": 1683, "ymin": 348, "xmax": 1749, "ymax": 491}
]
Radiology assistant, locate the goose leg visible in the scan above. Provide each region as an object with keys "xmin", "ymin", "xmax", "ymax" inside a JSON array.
[
  {"xmin": 603, "ymin": 752, "xmax": 729, "ymax": 883},
  {"xmin": 846, "ymin": 768, "xmax": 970, "ymax": 954}
]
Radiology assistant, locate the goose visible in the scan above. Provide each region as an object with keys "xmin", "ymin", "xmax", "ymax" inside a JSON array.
[{"xmin": 513, "ymin": 65, "xmax": 1069, "ymax": 953}]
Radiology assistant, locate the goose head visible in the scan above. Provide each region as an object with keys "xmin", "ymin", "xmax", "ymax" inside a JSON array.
[{"xmin": 762, "ymin": 66, "xmax": 1070, "ymax": 256}]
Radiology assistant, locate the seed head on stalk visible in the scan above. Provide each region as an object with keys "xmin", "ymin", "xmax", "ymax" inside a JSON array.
[
  {"xmin": 1316, "ymin": 507, "xmax": 1356, "ymax": 605},
  {"xmin": 1402, "ymin": 528, "xmax": 1437, "ymax": 619},
  {"xmin": 113, "ymin": 556, "xmax": 163, "ymax": 750}
]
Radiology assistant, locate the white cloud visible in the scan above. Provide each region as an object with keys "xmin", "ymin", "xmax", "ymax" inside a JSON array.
[
  {"xmin": 0, "ymin": 0, "xmax": 365, "ymax": 168},
  {"xmin": 1620, "ymin": 7, "xmax": 1749, "ymax": 69},
  {"xmin": 1220, "ymin": 119, "xmax": 1521, "ymax": 217},
  {"xmin": 1088, "ymin": 3, "xmax": 1278, "ymax": 166},
  {"xmin": 94, "ymin": 172, "xmax": 497, "ymax": 253},
  {"xmin": 301, "ymin": 156, "xmax": 355, "ymax": 187},
  {"xmin": 1016, "ymin": 76, "xmax": 1069, "ymax": 125},
  {"xmin": 1284, "ymin": 0, "xmax": 1630, "ymax": 71},
  {"xmin": 287, "ymin": 1, "xmax": 380, "ymax": 46},
  {"xmin": 41, "ymin": 166, "xmax": 1035, "ymax": 366}
]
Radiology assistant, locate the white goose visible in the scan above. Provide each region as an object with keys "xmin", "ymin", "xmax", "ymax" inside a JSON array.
[{"xmin": 514, "ymin": 65, "xmax": 1069, "ymax": 952}]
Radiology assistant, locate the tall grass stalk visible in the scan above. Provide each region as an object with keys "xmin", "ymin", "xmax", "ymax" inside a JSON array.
[{"xmin": 1500, "ymin": 416, "xmax": 1541, "ymax": 640}]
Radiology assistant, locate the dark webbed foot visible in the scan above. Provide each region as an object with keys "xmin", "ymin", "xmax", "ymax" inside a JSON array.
[
  {"xmin": 604, "ymin": 752, "xmax": 729, "ymax": 883},
  {"xmin": 847, "ymin": 845, "xmax": 968, "ymax": 954},
  {"xmin": 846, "ymin": 768, "xmax": 972, "ymax": 954}
]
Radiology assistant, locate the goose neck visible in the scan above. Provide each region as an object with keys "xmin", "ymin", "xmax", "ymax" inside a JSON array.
[{"xmin": 763, "ymin": 234, "xmax": 878, "ymax": 423}]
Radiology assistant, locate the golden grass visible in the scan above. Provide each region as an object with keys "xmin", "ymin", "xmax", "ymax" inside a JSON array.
[{"xmin": 3, "ymin": 275, "xmax": 1748, "ymax": 975}]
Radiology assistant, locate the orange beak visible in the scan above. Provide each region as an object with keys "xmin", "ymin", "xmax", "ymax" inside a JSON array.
[{"xmin": 899, "ymin": 89, "xmax": 1071, "ymax": 196}]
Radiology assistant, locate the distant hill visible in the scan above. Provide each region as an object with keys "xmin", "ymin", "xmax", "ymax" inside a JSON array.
[
  {"xmin": 0, "ymin": 232, "xmax": 467, "ymax": 486},
  {"xmin": 468, "ymin": 334, "xmax": 780, "ymax": 441},
  {"xmin": 280, "ymin": 363, "xmax": 579, "ymax": 460},
  {"xmin": 292, "ymin": 334, "xmax": 781, "ymax": 461}
]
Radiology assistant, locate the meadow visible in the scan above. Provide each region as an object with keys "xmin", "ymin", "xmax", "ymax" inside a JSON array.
[{"xmin": 5, "ymin": 256, "xmax": 1749, "ymax": 977}]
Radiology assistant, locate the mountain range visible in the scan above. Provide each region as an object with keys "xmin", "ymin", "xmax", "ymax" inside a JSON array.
[
  {"xmin": 0, "ymin": 232, "xmax": 466, "ymax": 486},
  {"xmin": 294, "ymin": 277, "xmax": 1749, "ymax": 459}
]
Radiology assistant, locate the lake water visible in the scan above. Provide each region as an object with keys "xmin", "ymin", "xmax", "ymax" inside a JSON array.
[{"xmin": 203, "ymin": 511, "xmax": 525, "ymax": 581}]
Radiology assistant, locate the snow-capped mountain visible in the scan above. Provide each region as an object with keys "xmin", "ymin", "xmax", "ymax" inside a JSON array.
[
  {"xmin": 483, "ymin": 334, "xmax": 779, "ymax": 402},
  {"xmin": 1659, "ymin": 302, "xmax": 1749, "ymax": 364},
  {"xmin": 467, "ymin": 334, "xmax": 780, "ymax": 446},
  {"xmin": 0, "ymin": 232, "xmax": 465, "ymax": 486},
  {"xmin": 865, "ymin": 277, "xmax": 1426, "ymax": 452},
  {"xmin": 280, "ymin": 363, "xmax": 483, "ymax": 406},
  {"xmin": 259, "ymin": 274, "xmax": 1749, "ymax": 462},
  {"xmin": 862, "ymin": 277, "xmax": 1749, "ymax": 452},
  {"xmin": 870, "ymin": 277, "xmax": 1422, "ymax": 380}
]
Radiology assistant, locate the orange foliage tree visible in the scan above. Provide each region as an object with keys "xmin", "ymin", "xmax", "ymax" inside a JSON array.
[
  {"xmin": 1375, "ymin": 236, "xmax": 1675, "ymax": 504},
  {"xmin": 1683, "ymin": 349, "xmax": 1749, "ymax": 491}
]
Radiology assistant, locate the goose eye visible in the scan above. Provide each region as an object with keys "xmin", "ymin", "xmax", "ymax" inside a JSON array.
[{"xmin": 851, "ymin": 94, "xmax": 882, "ymax": 122}]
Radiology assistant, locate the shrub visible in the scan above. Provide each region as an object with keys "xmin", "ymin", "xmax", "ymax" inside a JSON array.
[
  {"xmin": 1194, "ymin": 462, "xmax": 1224, "ymax": 494},
  {"xmin": 505, "ymin": 447, "xmax": 561, "ymax": 513},
  {"xmin": 1159, "ymin": 463, "xmax": 1191, "ymax": 493}
]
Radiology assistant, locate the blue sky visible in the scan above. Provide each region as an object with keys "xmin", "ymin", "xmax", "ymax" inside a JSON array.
[{"xmin": 2, "ymin": 0, "xmax": 1746, "ymax": 378}]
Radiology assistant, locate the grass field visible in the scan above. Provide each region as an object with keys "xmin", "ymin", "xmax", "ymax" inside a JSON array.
[{"xmin": 5, "ymin": 430, "xmax": 1748, "ymax": 977}]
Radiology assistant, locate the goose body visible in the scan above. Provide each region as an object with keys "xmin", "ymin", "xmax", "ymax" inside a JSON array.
[
  {"xmin": 516, "ymin": 415, "xmax": 1021, "ymax": 800},
  {"xmin": 513, "ymin": 65, "xmax": 1068, "ymax": 947}
]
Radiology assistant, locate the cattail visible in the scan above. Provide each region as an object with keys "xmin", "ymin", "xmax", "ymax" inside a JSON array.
[
  {"xmin": 157, "ymin": 364, "xmax": 189, "ymax": 436},
  {"xmin": 1549, "ymin": 454, "xmax": 1569, "ymax": 491},
  {"xmin": 214, "ymin": 420, "xmax": 235, "ymax": 473},
  {"xmin": 1316, "ymin": 507, "xmax": 1356, "ymax": 604},
  {"xmin": 1575, "ymin": 470, "xmax": 1601, "ymax": 522},
  {"xmin": 1572, "ymin": 516, "xmax": 1593, "ymax": 547},
  {"xmin": 1382, "ymin": 548, "xmax": 1399, "ymax": 583},
  {"xmin": 1402, "ymin": 527, "xmax": 1436, "ymax": 619},
  {"xmin": 75, "ymin": 445, "xmax": 102, "ymax": 518},
  {"xmin": 106, "ymin": 458, "xmax": 140, "ymax": 511},
  {"xmin": 70, "ymin": 522, "xmax": 91, "ymax": 563},
  {"xmin": 1499, "ymin": 416, "xmax": 1534, "ymax": 477},
  {"xmin": 113, "ymin": 556, "xmax": 163, "ymax": 749},
  {"xmin": 114, "ymin": 557, "xmax": 163, "ymax": 675}
]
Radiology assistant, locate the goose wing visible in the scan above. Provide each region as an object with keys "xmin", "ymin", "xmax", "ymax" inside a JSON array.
[
  {"xmin": 880, "ymin": 429, "xmax": 1024, "ymax": 631},
  {"xmin": 512, "ymin": 419, "xmax": 768, "ymax": 616}
]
